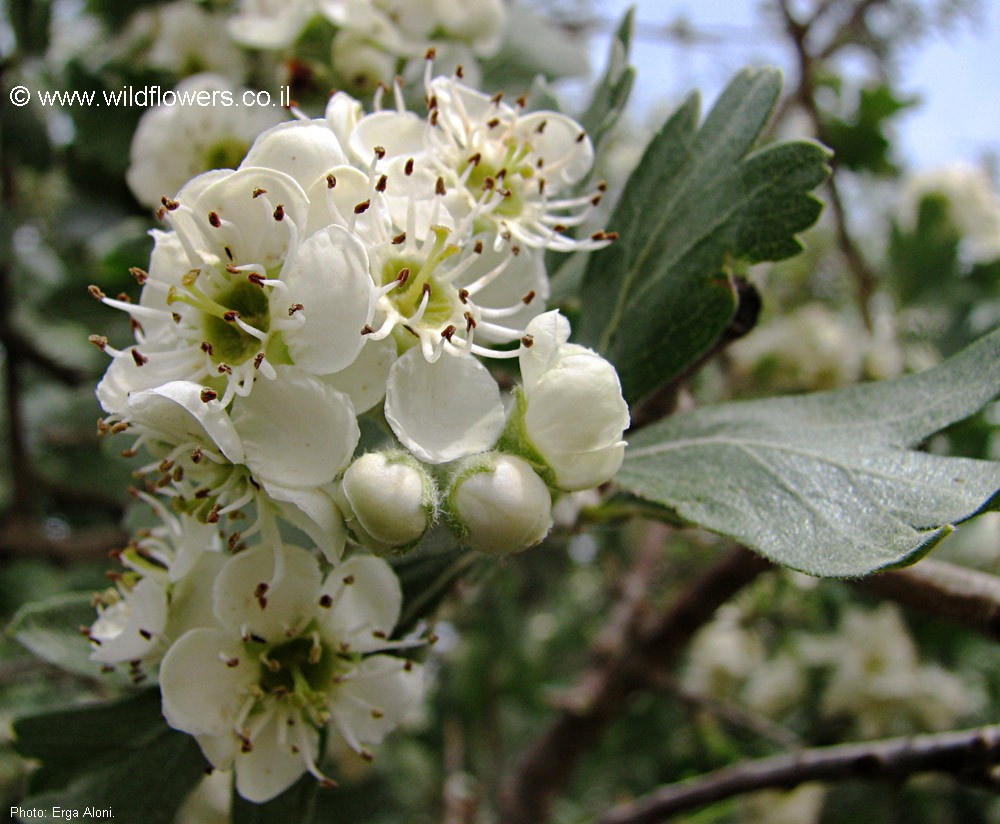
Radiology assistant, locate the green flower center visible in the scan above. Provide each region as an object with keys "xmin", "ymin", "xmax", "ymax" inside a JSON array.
[
  {"xmin": 202, "ymin": 138, "xmax": 251, "ymax": 173},
  {"xmin": 259, "ymin": 636, "xmax": 337, "ymax": 695},
  {"xmin": 203, "ymin": 279, "xmax": 271, "ymax": 365}
]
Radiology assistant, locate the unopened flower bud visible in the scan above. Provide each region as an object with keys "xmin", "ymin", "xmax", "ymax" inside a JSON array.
[
  {"xmin": 509, "ymin": 311, "xmax": 630, "ymax": 491},
  {"xmin": 337, "ymin": 452, "xmax": 436, "ymax": 553},
  {"xmin": 446, "ymin": 453, "xmax": 552, "ymax": 555}
]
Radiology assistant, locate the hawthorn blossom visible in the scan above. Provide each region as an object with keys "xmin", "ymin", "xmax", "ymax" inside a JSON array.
[
  {"xmin": 88, "ymin": 500, "xmax": 226, "ymax": 669},
  {"xmin": 159, "ymin": 545, "xmax": 424, "ymax": 802},
  {"xmin": 512, "ymin": 311, "xmax": 629, "ymax": 491},
  {"xmin": 110, "ymin": 369, "xmax": 357, "ymax": 559},
  {"xmin": 126, "ymin": 74, "xmax": 283, "ymax": 209},
  {"xmin": 94, "ymin": 167, "xmax": 376, "ymax": 409}
]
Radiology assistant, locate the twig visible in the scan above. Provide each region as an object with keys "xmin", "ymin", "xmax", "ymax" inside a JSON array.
[
  {"xmin": 0, "ymin": 524, "xmax": 127, "ymax": 565},
  {"xmin": 853, "ymin": 558, "xmax": 1000, "ymax": 643},
  {"xmin": 775, "ymin": 0, "xmax": 880, "ymax": 330},
  {"xmin": 498, "ymin": 544, "xmax": 770, "ymax": 824},
  {"xmin": 652, "ymin": 673, "xmax": 802, "ymax": 751},
  {"xmin": 597, "ymin": 724, "xmax": 1000, "ymax": 824}
]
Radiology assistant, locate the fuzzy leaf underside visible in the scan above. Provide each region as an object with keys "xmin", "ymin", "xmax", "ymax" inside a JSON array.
[
  {"xmin": 616, "ymin": 327, "xmax": 1000, "ymax": 577},
  {"xmin": 578, "ymin": 67, "xmax": 830, "ymax": 404}
]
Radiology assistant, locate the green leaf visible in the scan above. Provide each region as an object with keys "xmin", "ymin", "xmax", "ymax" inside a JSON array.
[
  {"xmin": 615, "ymin": 327, "xmax": 1000, "ymax": 577},
  {"xmin": 8, "ymin": 592, "xmax": 129, "ymax": 684},
  {"xmin": 579, "ymin": 6, "xmax": 637, "ymax": 150},
  {"xmin": 578, "ymin": 68, "xmax": 830, "ymax": 405},
  {"xmin": 822, "ymin": 83, "xmax": 918, "ymax": 177},
  {"xmin": 14, "ymin": 689, "xmax": 208, "ymax": 823}
]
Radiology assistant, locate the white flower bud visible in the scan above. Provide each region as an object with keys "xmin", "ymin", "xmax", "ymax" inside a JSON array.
[
  {"xmin": 514, "ymin": 311, "xmax": 630, "ymax": 491},
  {"xmin": 447, "ymin": 454, "xmax": 552, "ymax": 555},
  {"xmin": 338, "ymin": 452, "xmax": 435, "ymax": 553}
]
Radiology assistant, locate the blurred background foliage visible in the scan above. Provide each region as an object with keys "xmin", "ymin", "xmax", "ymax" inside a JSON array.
[{"xmin": 3, "ymin": 0, "xmax": 1000, "ymax": 822}]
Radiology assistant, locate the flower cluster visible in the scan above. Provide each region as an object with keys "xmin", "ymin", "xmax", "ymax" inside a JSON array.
[
  {"xmin": 87, "ymin": 64, "xmax": 629, "ymax": 802},
  {"xmin": 229, "ymin": 0, "xmax": 506, "ymax": 91}
]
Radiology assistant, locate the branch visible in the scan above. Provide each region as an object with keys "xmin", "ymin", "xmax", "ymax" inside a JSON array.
[
  {"xmin": 498, "ymin": 543, "xmax": 770, "ymax": 824},
  {"xmin": 597, "ymin": 724, "xmax": 1000, "ymax": 824},
  {"xmin": 853, "ymin": 558, "xmax": 1000, "ymax": 643},
  {"xmin": 0, "ymin": 524, "xmax": 127, "ymax": 565},
  {"xmin": 775, "ymin": 0, "xmax": 880, "ymax": 330}
]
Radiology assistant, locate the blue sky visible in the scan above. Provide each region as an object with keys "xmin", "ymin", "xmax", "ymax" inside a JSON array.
[{"xmin": 588, "ymin": 0, "xmax": 1000, "ymax": 172}]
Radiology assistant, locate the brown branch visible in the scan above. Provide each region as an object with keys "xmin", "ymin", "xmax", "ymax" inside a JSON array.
[
  {"xmin": 775, "ymin": 0, "xmax": 879, "ymax": 330},
  {"xmin": 498, "ymin": 544, "xmax": 770, "ymax": 824},
  {"xmin": 853, "ymin": 558, "xmax": 1000, "ymax": 643},
  {"xmin": 597, "ymin": 724, "xmax": 1000, "ymax": 824},
  {"xmin": 0, "ymin": 524, "xmax": 127, "ymax": 565}
]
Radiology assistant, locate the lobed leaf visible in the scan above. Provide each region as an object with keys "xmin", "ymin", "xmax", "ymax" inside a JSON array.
[
  {"xmin": 616, "ymin": 327, "xmax": 1000, "ymax": 577},
  {"xmin": 578, "ymin": 68, "xmax": 830, "ymax": 404}
]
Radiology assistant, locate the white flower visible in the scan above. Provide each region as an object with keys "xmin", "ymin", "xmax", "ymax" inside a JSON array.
[
  {"xmin": 94, "ymin": 165, "xmax": 376, "ymax": 408},
  {"xmin": 159, "ymin": 545, "xmax": 424, "ymax": 803},
  {"xmin": 446, "ymin": 453, "xmax": 552, "ymax": 554},
  {"xmin": 115, "ymin": 368, "xmax": 358, "ymax": 559},
  {"xmin": 421, "ymin": 71, "xmax": 611, "ymax": 252},
  {"xmin": 336, "ymin": 452, "xmax": 436, "ymax": 553},
  {"xmin": 898, "ymin": 162, "xmax": 1000, "ymax": 264},
  {"xmin": 126, "ymin": 75, "xmax": 284, "ymax": 210},
  {"xmin": 799, "ymin": 604, "xmax": 979, "ymax": 738},
  {"xmin": 727, "ymin": 303, "xmax": 867, "ymax": 392},
  {"xmin": 89, "ymin": 577, "xmax": 168, "ymax": 667},
  {"xmin": 228, "ymin": 0, "xmax": 318, "ymax": 49},
  {"xmin": 88, "ymin": 501, "xmax": 227, "ymax": 669},
  {"xmin": 514, "ymin": 311, "xmax": 629, "ymax": 491},
  {"xmin": 134, "ymin": 1, "xmax": 247, "ymax": 77},
  {"xmin": 301, "ymin": 154, "xmax": 548, "ymax": 361},
  {"xmin": 383, "ymin": 347, "xmax": 506, "ymax": 464}
]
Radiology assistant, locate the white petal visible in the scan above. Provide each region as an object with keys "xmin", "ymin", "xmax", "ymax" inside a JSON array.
[
  {"xmin": 546, "ymin": 442, "xmax": 626, "ymax": 492},
  {"xmin": 318, "ymin": 555, "xmax": 401, "ymax": 652},
  {"xmin": 212, "ymin": 544, "xmax": 322, "ymax": 641},
  {"xmin": 348, "ymin": 110, "xmax": 427, "ymax": 165},
  {"xmin": 160, "ymin": 627, "xmax": 257, "ymax": 735},
  {"xmin": 524, "ymin": 351, "xmax": 629, "ymax": 454},
  {"xmin": 265, "ymin": 483, "xmax": 347, "ymax": 563},
  {"xmin": 241, "ymin": 120, "xmax": 348, "ymax": 190},
  {"xmin": 127, "ymin": 381, "xmax": 245, "ymax": 464},
  {"xmin": 96, "ymin": 346, "xmax": 203, "ymax": 416},
  {"xmin": 516, "ymin": 112, "xmax": 594, "ymax": 187},
  {"xmin": 304, "ymin": 164, "xmax": 371, "ymax": 235},
  {"xmin": 195, "ymin": 733, "xmax": 237, "ymax": 771},
  {"xmin": 331, "ymin": 656, "xmax": 424, "ymax": 748},
  {"xmin": 165, "ymin": 551, "xmax": 229, "ymax": 642},
  {"xmin": 384, "ymin": 349, "xmax": 505, "ymax": 464},
  {"xmin": 457, "ymin": 242, "xmax": 548, "ymax": 344},
  {"xmin": 519, "ymin": 310, "xmax": 572, "ymax": 389},
  {"xmin": 230, "ymin": 366, "xmax": 359, "ymax": 488},
  {"xmin": 90, "ymin": 577, "xmax": 168, "ymax": 664},
  {"xmin": 321, "ymin": 336, "xmax": 396, "ymax": 414},
  {"xmin": 324, "ymin": 92, "xmax": 363, "ymax": 149},
  {"xmin": 281, "ymin": 226, "xmax": 375, "ymax": 374},
  {"xmin": 234, "ymin": 711, "xmax": 315, "ymax": 803},
  {"xmin": 170, "ymin": 514, "xmax": 224, "ymax": 582},
  {"xmin": 189, "ymin": 167, "xmax": 309, "ymax": 270}
]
